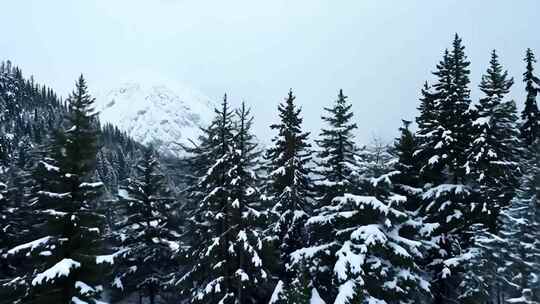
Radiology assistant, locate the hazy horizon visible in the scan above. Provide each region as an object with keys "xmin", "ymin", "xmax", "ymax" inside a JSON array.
[{"xmin": 2, "ymin": 0, "xmax": 540, "ymax": 145}]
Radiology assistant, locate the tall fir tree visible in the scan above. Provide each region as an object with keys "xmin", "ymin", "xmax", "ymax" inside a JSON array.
[
  {"xmin": 520, "ymin": 48, "xmax": 540, "ymax": 146},
  {"xmin": 5, "ymin": 75, "xmax": 114, "ymax": 303},
  {"xmin": 113, "ymin": 147, "xmax": 179, "ymax": 304},
  {"xmin": 179, "ymin": 96, "xmax": 269, "ymax": 304},
  {"xmin": 304, "ymin": 89, "xmax": 360, "ymax": 301},
  {"xmin": 415, "ymin": 82, "xmax": 442, "ymax": 184},
  {"xmin": 500, "ymin": 139, "xmax": 540, "ymax": 303},
  {"xmin": 295, "ymin": 100, "xmax": 427, "ymax": 304},
  {"xmin": 464, "ymin": 50, "xmax": 521, "ymax": 231},
  {"xmin": 177, "ymin": 94, "xmax": 236, "ymax": 303},
  {"xmin": 414, "ymin": 35, "xmax": 477, "ymax": 304},
  {"xmin": 314, "ymin": 89, "xmax": 360, "ymax": 205},
  {"xmin": 458, "ymin": 50, "xmax": 522, "ymax": 304},
  {"xmin": 264, "ymin": 89, "xmax": 313, "ymax": 302},
  {"xmin": 225, "ymin": 102, "xmax": 269, "ymax": 303}
]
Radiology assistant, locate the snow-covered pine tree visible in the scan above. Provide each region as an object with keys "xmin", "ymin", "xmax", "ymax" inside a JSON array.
[
  {"xmin": 177, "ymin": 94, "xmax": 236, "ymax": 303},
  {"xmin": 290, "ymin": 104, "xmax": 427, "ymax": 303},
  {"xmin": 392, "ymin": 120, "xmax": 423, "ymax": 213},
  {"xmin": 500, "ymin": 139, "xmax": 540, "ymax": 303},
  {"xmin": 269, "ymin": 259, "xmax": 313, "ymax": 304},
  {"xmin": 224, "ymin": 102, "xmax": 269, "ymax": 303},
  {"xmin": 415, "ymin": 82, "xmax": 443, "ymax": 184},
  {"xmin": 5, "ymin": 75, "xmax": 115, "ymax": 303},
  {"xmin": 464, "ymin": 50, "xmax": 521, "ymax": 231},
  {"xmin": 264, "ymin": 89, "xmax": 313, "ymax": 302},
  {"xmin": 520, "ymin": 48, "xmax": 540, "ymax": 146},
  {"xmin": 314, "ymin": 89, "xmax": 359, "ymax": 206},
  {"xmin": 292, "ymin": 169, "xmax": 428, "ymax": 304},
  {"xmin": 306, "ymin": 89, "xmax": 360, "ymax": 301},
  {"xmin": 458, "ymin": 50, "xmax": 522, "ymax": 304},
  {"xmin": 0, "ymin": 142, "xmax": 39, "ymax": 301},
  {"xmin": 113, "ymin": 147, "xmax": 179, "ymax": 304},
  {"xmin": 0, "ymin": 179, "xmax": 13, "ymax": 296},
  {"xmin": 176, "ymin": 112, "xmax": 220, "ymax": 261},
  {"xmin": 414, "ymin": 35, "xmax": 477, "ymax": 304},
  {"xmin": 179, "ymin": 95, "xmax": 268, "ymax": 304}
]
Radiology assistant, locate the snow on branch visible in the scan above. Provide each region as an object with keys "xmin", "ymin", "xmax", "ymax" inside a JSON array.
[{"xmin": 32, "ymin": 258, "xmax": 81, "ymax": 286}]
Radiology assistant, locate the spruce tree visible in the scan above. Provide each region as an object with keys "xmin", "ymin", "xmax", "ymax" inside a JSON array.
[
  {"xmin": 225, "ymin": 102, "xmax": 269, "ymax": 303},
  {"xmin": 464, "ymin": 50, "xmax": 521, "ymax": 231},
  {"xmin": 177, "ymin": 95, "xmax": 236, "ymax": 303},
  {"xmin": 415, "ymin": 82, "xmax": 442, "ymax": 184},
  {"xmin": 0, "ymin": 180, "xmax": 15, "ymax": 297},
  {"xmin": 293, "ymin": 170, "xmax": 428, "ymax": 304},
  {"xmin": 501, "ymin": 140, "xmax": 540, "ymax": 303},
  {"xmin": 113, "ymin": 147, "xmax": 179, "ymax": 304},
  {"xmin": 306, "ymin": 89, "xmax": 360, "ymax": 300},
  {"xmin": 414, "ymin": 35, "xmax": 477, "ymax": 304},
  {"xmin": 520, "ymin": 48, "xmax": 540, "ymax": 146},
  {"xmin": 5, "ymin": 75, "xmax": 113, "ymax": 303},
  {"xmin": 179, "ymin": 97, "xmax": 269, "ymax": 304},
  {"xmin": 295, "ymin": 107, "xmax": 426, "ymax": 303},
  {"xmin": 458, "ymin": 51, "xmax": 522, "ymax": 304},
  {"xmin": 392, "ymin": 120, "xmax": 423, "ymax": 212},
  {"xmin": 0, "ymin": 149, "xmax": 38, "ymax": 301},
  {"xmin": 314, "ymin": 89, "xmax": 359, "ymax": 205},
  {"xmin": 264, "ymin": 89, "xmax": 313, "ymax": 301}
]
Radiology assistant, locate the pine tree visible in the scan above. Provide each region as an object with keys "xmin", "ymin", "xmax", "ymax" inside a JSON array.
[
  {"xmin": 293, "ymin": 170, "xmax": 429, "ymax": 304},
  {"xmin": 305, "ymin": 89, "xmax": 360, "ymax": 300},
  {"xmin": 520, "ymin": 48, "xmax": 540, "ymax": 146},
  {"xmin": 314, "ymin": 89, "xmax": 359, "ymax": 205},
  {"xmin": 0, "ymin": 144, "xmax": 39, "ymax": 301},
  {"xmin": 294, "ymin": 110, "xmax": 426, "ymax": 303},
  {"xmin": 113, "ymin": 147, "xmax": 179, "ymax": 304},
  {"xmin": 464, "ymin": 50, "xmax": 521, "ymax": 231},
  {"xmin": 501, "ymin": 140, "xmax": 540, "ymax": 303},
  {"xmin": 225, "ymin": 102, "xmax": 269, "ymax": 303},
  {"xmin": 178, "ymin": 95, "xmax": 236, "ymax": 303},
  {"xmin": 392, "ymin": 120, "xmax": 423, "ymax": 212},
  {"xmin": 264, "ymin": 89, "xmax": 313, "ymax": 301},
  {"xmin": 414, "ymin": 81, "xmax": 443, "ymax": 184},
  {"xmin": 0, "ymin": 179, "xmax": 15, "ymax": 296},
  {"xmin": 458, "ymin": 50, "xmax": 522, "ymax": 304},
  {"xmin": 414, "ymin": 35, "xmax": 477, "ymax": 304},
  {"xmin": 4, "ymin": 75, "xmax": 114, "ymax": 303},
  {"xmin": 179, "ymin": 96, "xmax": 269, "ymax": 304}
]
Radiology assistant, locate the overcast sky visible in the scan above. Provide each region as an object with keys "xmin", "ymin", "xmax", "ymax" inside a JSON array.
[{"xmin": 2, "ymin": 0, "xmax": 540, "ymax": 144}]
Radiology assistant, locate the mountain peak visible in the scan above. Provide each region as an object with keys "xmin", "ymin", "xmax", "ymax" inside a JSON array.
[{"xmin": 96, "ymin": 81, "xmax": 215, "ymax": 157}]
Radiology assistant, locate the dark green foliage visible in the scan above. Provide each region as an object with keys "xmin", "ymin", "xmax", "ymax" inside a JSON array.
[
  {"xmin": 114, "ymin": 147, "xmax": 179, "ymax": 304},
  {"xmin": 414, "ymin": 35, "xmax": 478, "ymax": 304},
  {"xmin": 179, "ymin": 96, "xmax": 269, "ymax": 304},
  {"xmin": 520, "ymin": 49, "xmax": 540, "ymax": 146},
  {"xmin": 314, "ymin": 89, "xmax": 360, "ymax": 204},
  {"xmin": 392, "ymin": 120, "xmax": 423, "ymax": 212},
  {"xmin": 4, "ymin": 75, "xmax": 111, "ymax": 303},
  {"xmin": 264, "ymin": 90, "xmax": 313, "ymax": 289},
  {"xmin": 306, "ymin": 89, "xmax": 360, "ymax": 301},
  {"xmin": 465, "ymin": 50, "xmax": 521, "ymax": 231}
]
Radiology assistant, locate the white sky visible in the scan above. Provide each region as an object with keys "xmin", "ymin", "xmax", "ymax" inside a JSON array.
[{"xmin": 2, "ymin": 0, "xmax": 540, "ymax": 144}]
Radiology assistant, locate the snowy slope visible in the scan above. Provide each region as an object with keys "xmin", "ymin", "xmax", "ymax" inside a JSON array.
[{"xmin": 95, "ymin": 82, "xmax": 215, "ymax": 157}]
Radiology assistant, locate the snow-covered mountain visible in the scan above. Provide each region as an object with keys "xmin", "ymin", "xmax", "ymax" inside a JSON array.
[{"xmin": 95, "ymin": 82, "xmax": 215, "ymax": 157}]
